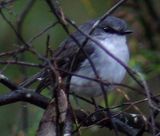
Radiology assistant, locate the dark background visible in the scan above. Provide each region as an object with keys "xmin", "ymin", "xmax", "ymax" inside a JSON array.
[{"xmin": 0, "ymin": 0, "xmax": 160, "ymax": 135}]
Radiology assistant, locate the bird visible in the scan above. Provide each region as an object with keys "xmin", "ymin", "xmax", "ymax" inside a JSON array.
[{"xmin": 37, "ymin": 16, "xmax": 131, "ymax": 98}]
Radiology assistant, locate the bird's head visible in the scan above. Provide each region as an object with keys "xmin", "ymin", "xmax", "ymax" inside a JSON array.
[{"xmin": 97, "ymin": 16, "xmax": 132, "ymax": 35}]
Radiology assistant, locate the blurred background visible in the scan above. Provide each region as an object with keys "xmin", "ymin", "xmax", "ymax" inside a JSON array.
[{"xmin": 0, "ymin": 0, "xmax": 160, "ymax": 135}]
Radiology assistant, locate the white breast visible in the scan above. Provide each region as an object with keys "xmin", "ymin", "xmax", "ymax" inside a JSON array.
[{"xmin": 70, "ymin": 34, "xmax": 129, "ymax": 97}]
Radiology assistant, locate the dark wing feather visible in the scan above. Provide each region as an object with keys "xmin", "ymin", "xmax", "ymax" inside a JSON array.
[
  {"xmin": 52, "ymin": 33, "xmax": 95, "ymax": 75},
  {"xmin": 36, "ymin": 34, "xmax": 95, "ymax": 92}
]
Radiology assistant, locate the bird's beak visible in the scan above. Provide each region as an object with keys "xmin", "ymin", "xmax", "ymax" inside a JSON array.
[{"xmin": 124, "ymin": 29, "xmax": 133, "ymax": 34}]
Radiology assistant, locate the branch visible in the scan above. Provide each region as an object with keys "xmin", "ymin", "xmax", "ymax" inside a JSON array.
[
  {"xmin": 0, "ymin": 74, "xmax": 49, "ymax": 108},
  {"xmin": 0, "ymin": 90, "xmax": 50, "ymax": 109},
  {"xmin": 74, "ymin": 109, "xmax": 160, "ymax": 135},
  {"xmin": 0, "ymin": 60, "xmax": 43, "ymax": 68}
]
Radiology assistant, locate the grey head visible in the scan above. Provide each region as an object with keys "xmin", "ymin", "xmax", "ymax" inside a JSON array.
[
  {"xmin": 97, "ymin": 16, "xmax": 132, "ymax": 35},
  {"xmin": 78, "ymin": 16, "xmax": 132, "ymax": 35}
]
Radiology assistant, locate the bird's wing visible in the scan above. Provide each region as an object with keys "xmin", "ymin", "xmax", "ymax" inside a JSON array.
[
  {"xmin": 52, "ymin": 35, "xmax": 95, "ymax": 74},
  {"xmin": 35, "ymin": 35, "xmax": 95, "ymax": 92}
]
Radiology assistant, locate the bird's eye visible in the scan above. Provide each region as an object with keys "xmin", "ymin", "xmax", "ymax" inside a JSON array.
[
  {"xmin": 103, "ymin": 26, "xmax": 115, "ymax": 32},
  {"xmin": 103, "ymin": 27, "xmax": 110, "ymax": 30}
]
